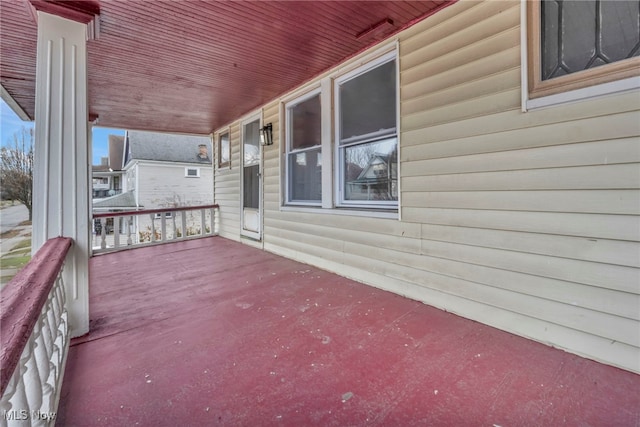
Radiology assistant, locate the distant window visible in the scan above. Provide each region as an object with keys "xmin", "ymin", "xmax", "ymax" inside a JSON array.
[
  {"xmin": 218, "ymin": 131, "xmax": 230, "ymax": 168},
  {"xmin": 528, "ymin": 0, "xmax": 640, "ymax": 98},
  {"xmin": 185, "ymin": 167, "xmax": 200, "ymax": 178},
  {"xmin": 154, "ymin": 212, "xmax": 173, "ymax": 219},
  {"xmin": 285, "ymin": 90, "xmax": 322, "ymax": 205}
]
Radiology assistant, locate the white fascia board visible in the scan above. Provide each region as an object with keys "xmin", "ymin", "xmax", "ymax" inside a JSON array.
[{"xmin": 1, "ymin": 83, "xmax": 32, "ymax": 121}]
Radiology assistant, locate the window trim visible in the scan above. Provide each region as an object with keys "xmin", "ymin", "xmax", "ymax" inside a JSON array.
[
  {"xmin": 217, "ymin": 129, "xmax": 231, "ymax": 169},
  {"xmin": 333, "ymin": 50, "xmax": 399, "ymax": 209},
  {"xmin": 527, "ymin": 0, "xmax": 640, "ymax": 100},
  {"xmin": 284, "ymin": 87, "xmax": 323, "ymax": 207},
  {"xmin": 185, "ymin": 167, "xmax": 200, "ymax": 178},
  {"xmin": 154, "ymin": 212, "xmax": 173, "ymax": 219}
]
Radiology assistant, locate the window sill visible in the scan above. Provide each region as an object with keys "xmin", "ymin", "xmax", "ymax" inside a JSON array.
[
  {"xmin": 280, "ymin": 205, "xmax": 398, "ymax": 219},
  {"xmin": 525, "ymin": 76, "xmax": 640, "ymax": 111}
]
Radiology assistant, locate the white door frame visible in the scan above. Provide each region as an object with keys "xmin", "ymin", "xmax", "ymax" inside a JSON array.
[{"xmin": 240, "ymin": 111, "xmax": 262, "ymax": 240}]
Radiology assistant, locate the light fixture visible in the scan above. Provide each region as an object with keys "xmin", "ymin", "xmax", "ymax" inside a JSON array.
[{"xmin": 260, "ymin": 123, "xmax": 273, "ymax": 146}]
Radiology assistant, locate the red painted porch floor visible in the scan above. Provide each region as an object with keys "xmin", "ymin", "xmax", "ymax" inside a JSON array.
[{"xmin": 57, "ymin": 237, "xmax": 639, "ymax": 426}]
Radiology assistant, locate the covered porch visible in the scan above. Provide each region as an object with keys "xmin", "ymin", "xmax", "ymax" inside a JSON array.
[
  {"xmin": 57, "ymin": 237, "xmax": 639, "ymax": 426},
  {"xmin": 2, "ymin": 0, "xmax": 639, "ymax": 424}
]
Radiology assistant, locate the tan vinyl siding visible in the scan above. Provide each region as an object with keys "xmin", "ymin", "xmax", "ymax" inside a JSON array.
[
  {"xmin": 214, "ymin": 0, "xmax": 640, "ymax": 373},
  {"xmin": 214, "ymin": 123, "xmax": 241, "ymax": 240},
  {"xmin": 263, "ymin": 100, "xmax": 281, "ymax": 210},
  {"xmin": 396, "ymin": 0, "xmax": 640, "ymax": 372}
]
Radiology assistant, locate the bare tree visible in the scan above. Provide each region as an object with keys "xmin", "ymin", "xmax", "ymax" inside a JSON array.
[{"xmin": 1, "ymin": 127, "xmax": 33, "ymax": 220}]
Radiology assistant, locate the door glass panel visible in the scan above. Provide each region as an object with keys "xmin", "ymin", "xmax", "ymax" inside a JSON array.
[
  {"xmin": 244, "ymin": 120, "xmax": 260, "ymax": 166},
  {"xmin": 243, "ymin": 164, "xmax": 260, "ymax": 209},
  {"xmin": 242, "ymin": 118, "xmax": 261, "ymax": 234}
]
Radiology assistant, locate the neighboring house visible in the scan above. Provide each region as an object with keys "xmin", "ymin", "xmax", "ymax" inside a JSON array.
[
  {"xmin": 92, "ymin": 135, "xmax": 134, "ymax": 239},
  {"xmin": 92, "ymin": 130, "xmax": 213, "ymax": 243},
  {"xmin": 92, "ymin": 135, "xmax": 125, "ymax": 199},
  {"xmin": 122, "ymin": 130, "xmax": 213, "ymax": 209},
  {"xmin": 212, "ymin": 0, "xmax": 640, "ymax": 374},
  {"xmin": 346, "ymin": 152, "xmax": 398, "ymax": 201},
  {"xmin": 121, "ymin": 130, "xmax": 213, "ymax": 238}
]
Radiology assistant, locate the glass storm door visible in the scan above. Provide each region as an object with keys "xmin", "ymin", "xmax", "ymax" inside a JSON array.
[{"xmin": 241, "ymin": 116, "xmax": 261, "ymax": 239}]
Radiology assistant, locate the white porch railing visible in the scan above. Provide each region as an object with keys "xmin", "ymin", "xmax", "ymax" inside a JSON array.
[
  {"xmin": 92, "ymin": 204, "xmax": 219, "ymax": 254},
  {"xmin": 0, "ymin": 238, "xmax": 73, "ymax": 427}
]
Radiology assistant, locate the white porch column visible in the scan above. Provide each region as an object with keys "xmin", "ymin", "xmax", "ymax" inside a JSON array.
[{"xmin": 32, "ymin": 12, "xmax": 91, "ymax": 337}]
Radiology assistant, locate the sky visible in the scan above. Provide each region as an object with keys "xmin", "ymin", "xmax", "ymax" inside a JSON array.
[{"xmin": 1, "ymin": 98, "xmax": 124, "ymax": 165}]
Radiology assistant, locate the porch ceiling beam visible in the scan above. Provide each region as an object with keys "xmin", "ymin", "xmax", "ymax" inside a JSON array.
[{"xmin": 28, "ymin": 0, "xmax": 99, "ymax": 25}]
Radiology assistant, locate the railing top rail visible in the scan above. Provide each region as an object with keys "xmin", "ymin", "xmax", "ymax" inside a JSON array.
[
  {"xmin": 0, "ymin": 237, "xmax": 73, "ymax": 396},
  {"xmin": 92, "ymin": 204, "xmax": 219, "ymax": 219}
]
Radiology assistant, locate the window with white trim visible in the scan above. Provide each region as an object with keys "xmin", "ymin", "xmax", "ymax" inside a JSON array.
[
  {"xmin": 218, "ymin": 131, "xmax": 230, "ymax": 168},
  {"xmin": 528, "ymin": 0, "xmax": 640, "ymax": 99},
  {"xmin": 335, "ymin": 52, "xmax": 398, "ymax": 207},
  {"xmin": 285, "ymin": 89, "xmax": 322, "ymax": 205},
  {"xmin": 185, "ymin": 167, "xmax": 200, "ymax": 178}
]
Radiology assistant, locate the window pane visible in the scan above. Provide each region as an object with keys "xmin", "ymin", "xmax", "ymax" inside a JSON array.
[
  {"xmin": 291, "ymin": 95, "xmax": 321, "ymax": 150},
  {"xmin": 343, "ymin": 138, "xmax": 397, "ymax": 202},
  {"xmin": 602, "ymin": 1, "xmax": 640, "ymax": 61},
  {"xmin": 219, "ymin": 132, "xmax": 230, "ymax": 165},
  {"xmin": 339, "ymin": 60, "xmax": 396, "ymax": 141},
  {"xmin": 541, "ymin": 0, "xmax": 640, "ymax": 80},
  {"xmin": 244, "ymin": 121, "xmax": 260, "ymax": 166},
  {"xmin": 289, "ymin": 148, "xmax": 322, "ymax": 202},
  {"xmin": 243, "ymin": 164, "xmax": 259, "ymax": 209}
]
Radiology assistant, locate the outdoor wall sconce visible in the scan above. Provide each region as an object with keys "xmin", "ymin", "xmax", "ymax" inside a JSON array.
[{"xmin": 260, "ymin": 123, "xmax": 273, "ymax": 146}]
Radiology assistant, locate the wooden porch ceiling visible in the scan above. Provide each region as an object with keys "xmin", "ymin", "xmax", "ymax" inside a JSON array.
[{"xmin": 0, "ymin": 0, "xmax": 451, "ymax": 135}]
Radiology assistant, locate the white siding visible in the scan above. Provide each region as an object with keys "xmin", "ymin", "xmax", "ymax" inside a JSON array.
[
  {"xmin": 214, "ymin": 0, "xmax": 640, "ymax": 373},
  {"xmin": 137, "ymin": 162, "xmax": 213, "ymax": 208},
  {"xmin": 214, "ymin": 123, "xmax": 241, "ymax": 241}
]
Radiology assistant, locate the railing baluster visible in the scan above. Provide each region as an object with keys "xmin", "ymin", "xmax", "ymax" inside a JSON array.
[
  {"xmin": 200, "ymin": 208, "xmax": 206, "ymax": 236},
  {"xmin": 100, "ymin": 218, "xmax": 107, "ymax": 249},
  {"xmin": 126, "ymin": 216, "xmax": 133, "ymax": 245},
  {"xmin": 172, "ymin": 213, "xmax": 177, "ymax": 240},
  {"xmin": 35, "ymin": 312, "xmax": 55, "ymax": 417},
  {"xmin": 1, "ymin": 364, "xmax": 29, "ymax": 427},
  {"xmin": 150, "ymin": 214, "xmax": 156, "ymax": 243},
  {"xmin": 181, "ymin": 211, "xmax": 187, "ymax": 239},
  {"xmin": 114, "ymin": 217, "xmax": 120, "ymax": 249},
  {"xmin": 22, "ymin": 334, "xmax": 42, "ymax": 414},
  {"xmin": 213, "ymin": 207, "xmax": 218, "ymax": 235},
  {"xmin": 160, "ymin": 214, "xmax": 166, "ymax": 243}
]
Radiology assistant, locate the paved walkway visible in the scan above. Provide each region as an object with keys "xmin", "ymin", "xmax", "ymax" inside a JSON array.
[
  {"xmin": 0, "ymin": 204, "xmax": 32, "ymax": 285},
  {"xmin": 0, "ymin": 203, "xmax": 29, "ymax": 234},
  {"xmin": 0, "ymin": 224, "xmax": 31, "ymax": 255}
]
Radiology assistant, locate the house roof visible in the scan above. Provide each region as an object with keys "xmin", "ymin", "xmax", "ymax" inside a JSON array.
[
  {"xmin": 92, "ymin": 164, "xmax": 110, "ymax": 173},
  {"xmin": 92, "ymin": 191, "xmax": 139, "ymax": 209},
  {"xmin": 125, "ymin": 131, "xmax": 212, "ymax": 165},
  {"xmin": 0, "ymin": 0, "xmax": 452, "ymax": 135}
]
